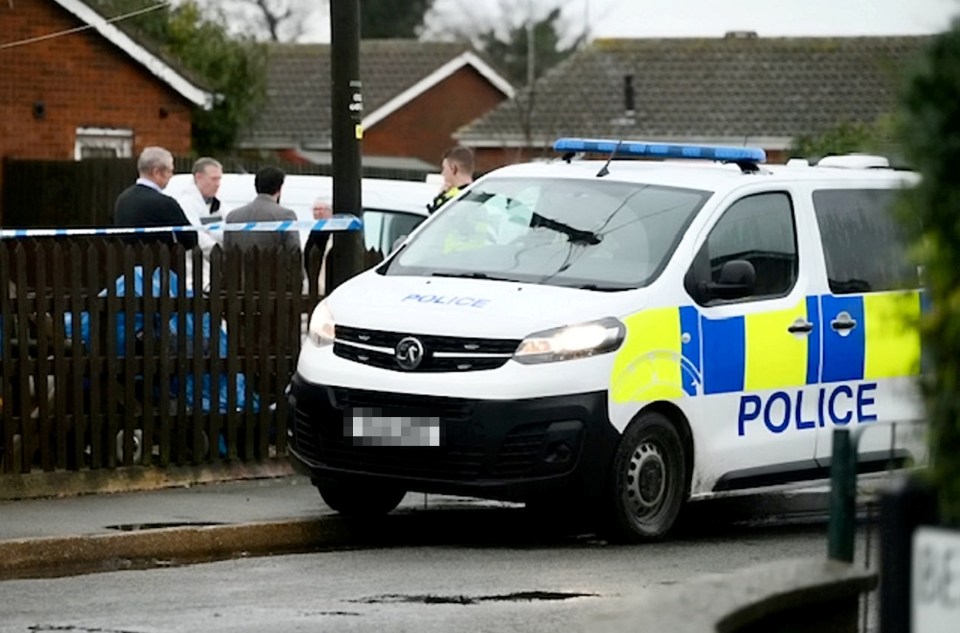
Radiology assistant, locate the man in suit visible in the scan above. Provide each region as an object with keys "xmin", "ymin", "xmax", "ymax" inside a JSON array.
[
  {"xmin": 224, "ymin": 166, "xmax": 300, "ymax": 254},
  {"xmin": 224, "ymin": 167, "xmax": 302, "ymax": 293},
  {"xmin": 114, "ymin": 146, "xmax": 197, "ymax": 249}
]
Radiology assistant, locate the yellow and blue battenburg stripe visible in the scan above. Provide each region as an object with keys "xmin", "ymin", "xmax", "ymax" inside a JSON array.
[
  {"xmin": 703, "ymin": 299, "xmax": 817, "ymax": 394},
  {"xmin": 611, "ymin": 291, "xmax": 922, "ymax": 403},
  {"xmin": 610, "ymin": 306, "xmax": 702, "ymax": 401}
]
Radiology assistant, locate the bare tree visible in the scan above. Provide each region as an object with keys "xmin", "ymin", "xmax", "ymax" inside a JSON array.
[
  {"xmin": 186, "ymin": 0, "xmax": 324, "ymax": 42},
  {"xmin": 187, "ymin": 0, "xmax": 435, "ymax": 42},
  {"xmin": 422, "ymin": 0, "xmax": 587, "ymax": 57},
  {"xmin": 425, "ymin": 0, "xmax": 589, "ymax": 157},
  {"xmin": 245, "ymin": 0, "xmax": 299, "ymax": 41}
]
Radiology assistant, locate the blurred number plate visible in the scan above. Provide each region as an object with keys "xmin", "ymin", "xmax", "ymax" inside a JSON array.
[
  {"xmin": 344, "ymin": 407, "xmax": 441, "ymax": 447},
  {"xmin": 913, "ymin": 526, "xmax": 960, "ymax": 633}
]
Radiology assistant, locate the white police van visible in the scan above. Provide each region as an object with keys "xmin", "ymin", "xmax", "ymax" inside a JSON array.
[{"xmin": 288, "ymin": 139, "xmax": 927, "ymax": 541}]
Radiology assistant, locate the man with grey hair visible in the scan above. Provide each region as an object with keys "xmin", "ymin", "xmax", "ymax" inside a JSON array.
[
  {"xmin": 172, "ymin": 156, "xmax": 223, "ymax": 265},
  {"xmin": 305, "ymin": 196, "xmax": 333, "ymax": 293},
  {"xmin": 305, "ymin": 196, "xmax": 333, "ymax": 261},
  {"xmin": 174, "ymin": 157, "xmax": 223, "ymax": 227},
  {"xmin": 114, "ymin": 146, "xmax": 196, "ymax": 249}
]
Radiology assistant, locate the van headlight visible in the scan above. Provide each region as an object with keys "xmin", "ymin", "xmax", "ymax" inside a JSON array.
[
  {"xmin": 513, "ymin": 317, "xmax": 625, "ymax": 364},
  {"xmin": 307, "ymin": 301, "xmax": 336, "ymax": 347}
]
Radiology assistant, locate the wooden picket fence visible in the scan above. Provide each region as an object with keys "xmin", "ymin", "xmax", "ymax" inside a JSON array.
[{"xmin": 0, "ymin": 237, "xmax": 326, "ymax": 474}]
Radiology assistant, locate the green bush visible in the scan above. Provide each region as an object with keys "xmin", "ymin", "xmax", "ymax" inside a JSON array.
[
  {"xmin": 899, "ymin": 21, "xmax": 960, "ymax": 525},
  {"xmin": 789, "ymin": 118, "xmax": 895, "ymax": 161}
]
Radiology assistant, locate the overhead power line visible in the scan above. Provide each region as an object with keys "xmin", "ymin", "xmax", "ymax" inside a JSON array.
[{"xmin": 0, "ymin": 2, "xmax": 170, "ymax": 51}]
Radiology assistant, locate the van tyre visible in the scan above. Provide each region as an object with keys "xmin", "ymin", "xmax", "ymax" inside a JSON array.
[
  {"xmin": 315, "ymin": 477, "xmax": 406, "ymax": 517},
  {"xmin": 606, "ymin": 411, "xmax": 687, "ymax": 542}
]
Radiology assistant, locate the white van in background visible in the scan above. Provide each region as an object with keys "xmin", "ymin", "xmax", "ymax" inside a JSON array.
[{"xmin": 166, "ymin": 173, "xmax": 437, "ymax": 256}]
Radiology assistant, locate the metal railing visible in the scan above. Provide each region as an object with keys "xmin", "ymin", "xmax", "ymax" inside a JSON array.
[{"xmin": 826, "ymin": 420, "xmax": 931, "ymax": 633}]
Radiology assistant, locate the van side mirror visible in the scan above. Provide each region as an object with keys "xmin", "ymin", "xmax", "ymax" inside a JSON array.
[{"xmin": 698, "ymin": 259, "xmax": 756, "ymax": 301}]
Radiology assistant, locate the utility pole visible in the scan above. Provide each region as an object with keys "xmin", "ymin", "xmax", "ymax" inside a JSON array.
[{"xmin": 327, "ymin": 0, "xmax": 364, "ymax": 291}]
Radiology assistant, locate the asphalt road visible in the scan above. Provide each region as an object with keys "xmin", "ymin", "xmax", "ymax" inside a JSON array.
[{"xmin": 0, "ymin": 511, "xmax": 860, "ymax": 633}]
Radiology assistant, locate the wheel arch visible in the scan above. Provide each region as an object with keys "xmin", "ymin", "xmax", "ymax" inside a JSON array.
[{"xmin": 636, "ymin": 400, "xmax": 694, "ymax": 499}]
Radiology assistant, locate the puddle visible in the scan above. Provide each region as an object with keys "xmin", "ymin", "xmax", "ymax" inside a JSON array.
[
  {"xmin": 352, "ymin": 591, "xmax": 597, "ymax": 605},
  {"xmin": 28, "ymin": 626, "xmax": 142, "ymax": 633},
  {"xmin": 105, "ymin": 522, "xmax": 226, "ymax": 531}
]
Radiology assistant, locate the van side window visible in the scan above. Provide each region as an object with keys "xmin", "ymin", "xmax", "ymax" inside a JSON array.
[
  {"xmin": 379, "ymin": 211, "xmax": 425, "ymax": 253},
  {"xmin": 813, "ymin": 189, "xmax": 918, "ymax": 294},
  {"xmin": 362, "ymin": 210, "xmax": 426, "ymax": 258},
  {"xmin": 689, "ymin": 192, "xmax": 798, "ymax": 304}
]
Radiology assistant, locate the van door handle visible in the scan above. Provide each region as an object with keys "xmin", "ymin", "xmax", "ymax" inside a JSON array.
[
  {"xmin": 787, "ymin": 319, "xmax": 814, "ymax": 334},
  {"xmin": 830, "ymin": 311, "xmax": 857, "ymax": 335}
]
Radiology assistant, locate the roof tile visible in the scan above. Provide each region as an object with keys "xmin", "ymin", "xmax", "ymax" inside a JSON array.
[
  {"xmin": 240, "ymin": 40, "xmax": 484, "ymax": 148},
  {"xmin": 458, "ymin": 35, "xmax": 931, "ymax": 145}
]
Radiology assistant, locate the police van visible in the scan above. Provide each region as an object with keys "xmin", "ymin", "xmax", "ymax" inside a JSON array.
[{"xmin": 287, "ymin": 138, "xmax": 926, "ymax": 541}]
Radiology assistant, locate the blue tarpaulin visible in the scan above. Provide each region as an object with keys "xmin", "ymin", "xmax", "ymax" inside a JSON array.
[{"xmin": 64, "ymin": 267, "xmax": 258, "ymax": 414}]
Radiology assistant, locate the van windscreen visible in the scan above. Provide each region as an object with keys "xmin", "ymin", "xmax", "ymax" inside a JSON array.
[{"xmin": 384, "ymin": 177, "xmax": 710, "ymax": 290}]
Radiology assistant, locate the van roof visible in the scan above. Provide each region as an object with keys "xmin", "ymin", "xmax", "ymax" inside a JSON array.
[{"xmin": 484, "ymin": 158, "xmax": 918, "ymax": 193}]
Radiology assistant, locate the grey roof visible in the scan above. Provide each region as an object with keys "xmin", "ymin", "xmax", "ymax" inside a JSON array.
[
  {"xmin": 457, "ymin": 35, "xmax": 932, "ymax": 149},
  {"xmin": 239, "ymin": 40, "xmax": 512, "ymax": 149}
]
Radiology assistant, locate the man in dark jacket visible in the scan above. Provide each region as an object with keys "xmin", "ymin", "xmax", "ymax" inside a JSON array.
[
  {"xmin": 114, "ymin": 146, "xmax": 197, "ymax": 249},
  {"xmin": 224, "ymin": 166, "xmax": 300, "ymax": 254}
]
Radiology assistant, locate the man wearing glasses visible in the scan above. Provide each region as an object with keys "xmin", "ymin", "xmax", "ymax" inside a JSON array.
[{"xmin": 114, "ymin": 146, "xmax": 197, "ymax": 249}]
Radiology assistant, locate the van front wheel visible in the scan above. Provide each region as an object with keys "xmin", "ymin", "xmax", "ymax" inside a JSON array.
[
  {"xmin": 606, "ymin": 412, "xmax": 687, "ymax": 542},
  {"xmin": 314, "ymin": 477, "xmax": 406, "ymax": 517}
]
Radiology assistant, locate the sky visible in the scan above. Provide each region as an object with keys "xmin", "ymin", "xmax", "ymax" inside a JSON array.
[
  {"xmin": 301, "ymin": 0, "xmax": 960, "ymax": 42},
  {"xmin": 577, "ymin": 0, "xmax": 959, "ymax": 38}
]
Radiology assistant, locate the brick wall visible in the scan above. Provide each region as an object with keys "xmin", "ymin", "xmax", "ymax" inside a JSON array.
[
  {"xmin": 362, "ymin": 66, "xmax": 507, "ymax": 172},
  {"xmin": 0, "ymin": 0, "xmax": 195, "ymax": 220}
]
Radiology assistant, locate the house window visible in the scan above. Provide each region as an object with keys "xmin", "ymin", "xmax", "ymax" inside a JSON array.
[{"xmin": 74, "ymin": 127, "xmax": 133, "ymax": 160}]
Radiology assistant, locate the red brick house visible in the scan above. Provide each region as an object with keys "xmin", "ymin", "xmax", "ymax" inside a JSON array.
[
  {"xmin": 0, "ymin": 0, "xmax": 211, "ymax": 220},
  {"xmin": 238, "ymin": 41, "xmax": 514, "ymax": 175}
]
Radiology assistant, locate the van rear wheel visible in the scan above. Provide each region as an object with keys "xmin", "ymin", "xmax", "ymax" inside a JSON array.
[
  {"xmin": 606, "ymin": 411, "xmax": 687, "ymax": 542},
  {"xmin": 314, "ymin": 477, "xmax": 406, "ymax": 517}
]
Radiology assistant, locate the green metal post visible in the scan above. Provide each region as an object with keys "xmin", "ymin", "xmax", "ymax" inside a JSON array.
[{"xmin": 827, "ymin": 428, "xmax": 859, "ymax": 562}]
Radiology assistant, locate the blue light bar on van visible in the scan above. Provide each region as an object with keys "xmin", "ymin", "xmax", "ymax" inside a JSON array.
[{"xmin": 553, "ymin": 138, "xmax": 766, "ymax": 163}]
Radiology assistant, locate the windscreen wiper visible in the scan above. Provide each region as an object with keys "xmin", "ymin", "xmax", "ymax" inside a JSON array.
[
  {"xmin": 574, "ymin": 283, "xmax": 630, "ymax": 292},
  {"xmin": 430, "ymin": 271, "xmax": 516, "ymax": 282},
  {"xmin": 529, "ymin": 213, "xmax": 602, "ymax": 246}
]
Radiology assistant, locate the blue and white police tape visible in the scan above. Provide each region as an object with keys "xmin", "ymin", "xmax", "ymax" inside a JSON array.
[{"xmin": 0, "ymin": 217, "xmax": 361, "ymax": 239}]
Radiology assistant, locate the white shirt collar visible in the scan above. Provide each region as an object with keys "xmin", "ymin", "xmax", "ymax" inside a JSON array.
[{"xmin": 135, "ymin": 177, "xmax": 163, "ymax": 193}]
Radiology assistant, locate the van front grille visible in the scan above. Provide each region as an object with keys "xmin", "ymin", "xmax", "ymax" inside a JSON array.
[{"xmin": 333, "ymin": 325, "xmax": 519, "ymax": 373}]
